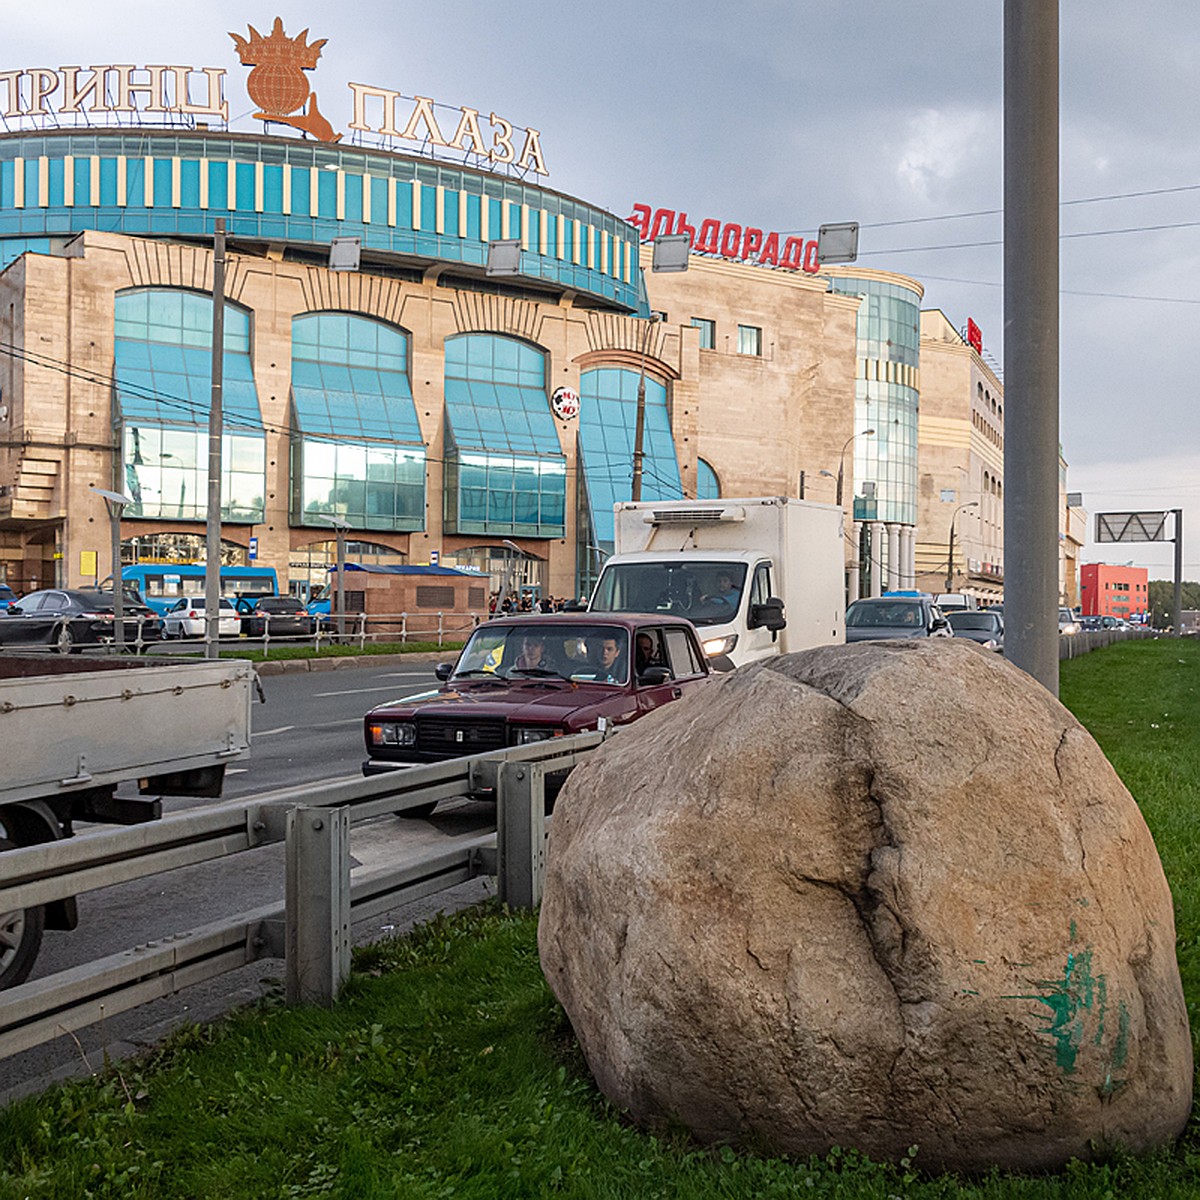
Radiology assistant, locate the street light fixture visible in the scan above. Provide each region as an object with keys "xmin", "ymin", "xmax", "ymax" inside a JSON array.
[
  {"xmin": 317, "ymin": 515, "xmax": 351, "ymax": 637},
  {"xmin": 495, "ymin": 538, "xmax": 524, "ymax": 613},
  {"xmin": 836, "ymin": 428, "xmax": 875, "ymax": 507},
  {"xmin": 93, "ymin": 487, "xmax": 133, "ymax": 648},
  {"xmin": 946, "ymin": 501, "xmax": 980, "ymax": 593}
]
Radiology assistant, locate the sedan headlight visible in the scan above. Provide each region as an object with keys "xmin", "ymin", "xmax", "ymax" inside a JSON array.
[
  {"xmin": 368, "ymin": 721, "xmax": 417, "ymax": 747},
  {"xmin": 982, "ymin": 639, "xmax": 1000, "ymax": 651},
  {"xmin": 515, "ymin": 727, "xmax": 561, "ymax": 744},
  {"xmin": 702, "ymin": 633, "xmax": 739, "ymax": 657}
]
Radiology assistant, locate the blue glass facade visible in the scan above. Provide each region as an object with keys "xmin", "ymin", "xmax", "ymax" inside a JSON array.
[
  {"xmin": 114, "ymin": 289, "xmax": 265, "ymax": 523},
  {"xmin": 828, "ymin": 276, "xmax": 921, "ymax": 526},
  {"xmin": 578, "ymin": 366, "xmax": 683, "ymax": 548},
  {"xmin": 0, "ymin": 131, "xmax": 640, "ymax": 311},
  {"xmin": 290, "ymin": 313, "xmax": 426, "ymax": 531},
  {"xmin": 442, "ymin": 335, "xmax": 566, "ymax": 537}
]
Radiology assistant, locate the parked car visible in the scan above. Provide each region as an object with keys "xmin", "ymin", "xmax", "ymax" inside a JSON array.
[
  {"xmin": 0, "ymin": 585, "xmax": 16, "ymax": 611},
  {"xmin": 844, "ymin": 596, "xmax": 952, "ymax": 642},
  {"xmin": 1058, "ymin": 607, "xmax": 1080, "ymax": 636},
  {"xmin": 0, "ymin": 588, "xmax": 161, "ymax": 652},
  {"xmin": 1079, "ymin": 615, "xmax": 1101, "ymax": 631},
  {"xmin": 160, "ymin": 595, "xmax": 241, "ymax": 640},
  {"xmin": 946, "ymin": 609, "xmax": 1004, "ymax": 651},
  {"xmin": 239, "ymin": 595, "xmax": 317, "ymax": 638},
  {"xmin": 362, "ymin": 613, "xmax": 712, "ymax": 815}
]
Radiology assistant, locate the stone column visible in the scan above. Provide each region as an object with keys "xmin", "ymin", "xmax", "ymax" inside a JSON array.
[
  {"xmin": 901, "ymin": 525, "xmax": 916, "ymax": 590},
  {"xmin": 847, "ymin": 522, "xmax": 861, "ymax": 603},
  {"xmin": 868, "ymin": 521, "xmax": 884, "ymax": 597},
  {"xmin": 886, "ymin": 523, "xmax": 901, "ymax": 592}
]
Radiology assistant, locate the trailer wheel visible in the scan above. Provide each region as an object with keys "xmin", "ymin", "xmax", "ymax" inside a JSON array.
[{"xmin": 0, "ymin": 820, "xmax": 45, "ymax": 990}]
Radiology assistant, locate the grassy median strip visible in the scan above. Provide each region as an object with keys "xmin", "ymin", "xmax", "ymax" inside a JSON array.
[
  {"xmin": 1, "ymin": 640, "xmax": 1199, "ymax": 1198},
  {"xmin": 220, "ymin": 639, "xmax": 465, "ymax": 662}
]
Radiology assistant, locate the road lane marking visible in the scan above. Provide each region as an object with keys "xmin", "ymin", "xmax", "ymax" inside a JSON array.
[{"xmin": 252, "ymin": 725, "xmax": 296, "ymax": 738}]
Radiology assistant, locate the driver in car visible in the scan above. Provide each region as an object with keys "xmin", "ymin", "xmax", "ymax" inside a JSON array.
[
  {"xmin": 513, "ymin": 633, "xmax": 548, "ymax": 670},
  {"xmin": 699, "ymin": 570, "xmax": 741, "ymax": 612}
]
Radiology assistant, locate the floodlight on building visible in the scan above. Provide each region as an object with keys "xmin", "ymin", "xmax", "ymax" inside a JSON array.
[
  {"xmin": 329, "ymin": 237, "xmax": 361, "ymax": 271},
  {"xmin": 486, "ymin": 239, "xmax": 522, "ymax": 276},
  {"xmin": 817, "ymin": 222, "xmax": 860, "ymax": 265},
  {"xmin": 651, "ymin": 234, "xmax": 691, "ymax": 273}
]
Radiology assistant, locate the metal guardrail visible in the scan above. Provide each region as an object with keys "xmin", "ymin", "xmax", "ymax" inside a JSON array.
[
  {"xmin": 1057, "ymin": 627, "xmax": 1156, "ymax": 659},
  {"xmin": 0, "ymin": 731, "xmax": 604, "ymax": 1061}
]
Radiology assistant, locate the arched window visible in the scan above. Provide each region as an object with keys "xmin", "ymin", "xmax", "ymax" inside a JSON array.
[
  {"xmin": 696, "ymin": 458, "xmax": 720, "ymax": 499},
  {"xmin": 578, "ymin": 366, "xmax": 682, "ymax": 546},
  {"xmin": 114, "ymin": 288, "xmax": 265, "ymax": 523},
  {"xmin": 442, "ymin": 334, "xmax": 566, "ymax": 536},
  {"xmin": 291, "ymin": 312, "xmax": 425, "ymax": 531}
]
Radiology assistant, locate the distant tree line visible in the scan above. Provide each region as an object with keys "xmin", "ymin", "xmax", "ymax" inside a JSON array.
[{"xmin": 1148, "ymin": 579, "xmax": 1200, "ymax": 625}]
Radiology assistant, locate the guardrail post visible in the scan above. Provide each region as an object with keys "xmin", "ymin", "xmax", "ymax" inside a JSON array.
[
  {"xmin": 496, "ymin": 761, "xmax": 546, "ymax": 909},
  {"xmin": 285, "ymin": 804, "xmax": 351, "ymax": 1006}
]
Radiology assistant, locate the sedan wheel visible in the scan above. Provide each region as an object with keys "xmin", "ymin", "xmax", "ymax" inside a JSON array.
[
  {"xmin": 51, "ymin": 622, "xmax": 75, "ymax": 654},
  {"xmin": 0, "ymin": 823, "xmax": 45, "ymax": 989}
]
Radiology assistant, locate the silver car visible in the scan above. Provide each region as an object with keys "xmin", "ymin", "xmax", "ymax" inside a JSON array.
[{"xmin": 161, "ymin": 595, "xmax": 241, "ymax": 639}]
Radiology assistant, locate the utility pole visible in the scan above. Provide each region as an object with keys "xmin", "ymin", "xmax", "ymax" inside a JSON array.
[
  {"xmin": 1003, "ymin": 1, "xmax": 1060, "ymax": 693},
  {"xmin": 204, "ymin": 218, "xmax": 226, "ymax": 660},
  {"xmin": 631, "ymin": 313, "xmax": 660, "ymax": 502}
]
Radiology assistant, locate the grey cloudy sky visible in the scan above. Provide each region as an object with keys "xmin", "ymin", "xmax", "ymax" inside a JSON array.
[{"xmin": 7, "ymin": 1, "xmax": 1197, "ymax": 574}]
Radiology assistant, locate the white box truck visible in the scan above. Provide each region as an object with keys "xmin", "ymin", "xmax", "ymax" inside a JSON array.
[{"xmin": 588, "ymin": 496, "xmax": 845, "ymax": 669}]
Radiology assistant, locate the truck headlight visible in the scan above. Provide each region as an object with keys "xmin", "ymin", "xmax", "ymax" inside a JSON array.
[
  {"xmin": 702, "ymin": 633, "xmax": 738, "ymax": 657},
  {"xmin": 368, "ymin": 721, "xmax": 417, "ymax": 747},
  {"xmin": 515, "ymin": 727, "xmax": 560, "ymax": 744}
]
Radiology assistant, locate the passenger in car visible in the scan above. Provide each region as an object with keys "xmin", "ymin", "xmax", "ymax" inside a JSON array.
[{"xmin": 635, "ymin": 631, "xmax": 665, "ymax": 675}]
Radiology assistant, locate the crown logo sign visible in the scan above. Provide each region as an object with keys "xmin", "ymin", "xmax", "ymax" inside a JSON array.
[{"xmin": 230, "ymin": 17, "xmax": 341, "ymax": 143}]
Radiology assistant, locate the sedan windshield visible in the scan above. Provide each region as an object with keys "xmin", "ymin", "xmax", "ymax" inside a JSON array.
[
  {"xmin": 845, "ymin": 600, "xmax": 924, "ymax": 629},
  {"xmin": 455, "ymin": 623, "xmax": 630, "ymax": 684}
]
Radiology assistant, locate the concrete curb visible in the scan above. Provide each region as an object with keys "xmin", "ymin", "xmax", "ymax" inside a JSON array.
[{"xmin": 254, "ymin": 649, "xmax": 452, "ymax": 676}]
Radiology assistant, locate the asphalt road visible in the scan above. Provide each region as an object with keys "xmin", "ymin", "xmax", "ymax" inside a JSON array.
[{"xmin": 4, "ymin": 658, "xmax": 501, "ymax": 1100}]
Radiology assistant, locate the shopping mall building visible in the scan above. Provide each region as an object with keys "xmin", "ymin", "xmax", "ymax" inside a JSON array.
[{"xmin": 0, "ymin": 31, "xmax": 1044, "ymax": 606}]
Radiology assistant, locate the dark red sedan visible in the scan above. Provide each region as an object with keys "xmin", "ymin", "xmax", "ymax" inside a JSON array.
[{"xmin": 362, "ymin": 613, "xmax": 711, "ymax": 810}]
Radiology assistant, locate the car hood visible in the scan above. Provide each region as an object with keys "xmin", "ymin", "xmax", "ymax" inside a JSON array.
[
  {"xmin": 367, "ymin": 679, "xmax": 627, "ymax": 724},
  {"xmin": 950, "ymin": 629, "xmax": 1001, "ymax": 644}
]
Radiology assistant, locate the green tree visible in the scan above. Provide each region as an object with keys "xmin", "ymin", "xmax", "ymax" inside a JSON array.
[{"xmin": 1148, "ymin": 578, "xmax": 1200, "ymax": 626}]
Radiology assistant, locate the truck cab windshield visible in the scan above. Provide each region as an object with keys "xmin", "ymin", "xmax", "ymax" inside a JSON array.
[{"xmin": 590, "ymin": 562, "xmax": 746, "ymax": 627}]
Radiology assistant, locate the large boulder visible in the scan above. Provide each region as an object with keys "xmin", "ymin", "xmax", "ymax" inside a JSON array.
[{"xmin": 538, "ymin": 641, "xmax": 1191, "ymax": 1172}]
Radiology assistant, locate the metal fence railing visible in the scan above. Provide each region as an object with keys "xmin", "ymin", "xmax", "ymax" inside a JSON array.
[
  {"xmin": 0, "ymin": 732, "xmax": 604, "ymax": 1062},
  {"xmin": 0, "ymin": 609, "xmax": 490, "ymax": 658}
]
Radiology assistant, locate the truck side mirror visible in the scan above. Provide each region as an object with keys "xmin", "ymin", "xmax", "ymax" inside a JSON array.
[
  {"xmin": 435, "ymin": 662, "xmax": 454, "ymax": 681},
  {"xmin": 749, "ymin": 597, "xmax": 787, "ymax": 631}
]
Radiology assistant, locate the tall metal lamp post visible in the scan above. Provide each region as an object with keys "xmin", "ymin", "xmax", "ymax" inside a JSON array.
[
  {"xmin": 94, "ymin": 487, "xmax": 133, "ymax": 649},
  {"xmin": 318, "ymin": 516, "xmax": 351, "ymax": 638},
  {"xmin": 946, "ymin": 501, "xmax": 979, "ymax": 592},
  {"xmin": 836, "ymin": 428, "xmax": 875, "ymax": 507}
]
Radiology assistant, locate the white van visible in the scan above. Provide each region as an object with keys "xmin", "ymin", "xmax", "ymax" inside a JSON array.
[{"xmin": 934, "ymin": 592, "xmax": 977, "ymax": 611}]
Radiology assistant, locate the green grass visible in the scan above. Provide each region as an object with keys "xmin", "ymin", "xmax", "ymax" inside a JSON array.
[
  {"xmin": 1, "ymin": 640, "xmax": 1199, "ymax": 1198},
  {"xmin": 221, "ymin": 639, "xmax": 465, "ymax": 663}
]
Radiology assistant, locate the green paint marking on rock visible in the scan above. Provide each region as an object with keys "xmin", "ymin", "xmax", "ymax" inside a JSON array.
[{"xmin": 1003, "ymin": 947, "xmax": 1100, "ymax": 1075}]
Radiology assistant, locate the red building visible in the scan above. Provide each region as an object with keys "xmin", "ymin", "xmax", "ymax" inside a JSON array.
[{"xmin": 1079, "ymin": 563, "xmax": 1149, "ymax": 619}]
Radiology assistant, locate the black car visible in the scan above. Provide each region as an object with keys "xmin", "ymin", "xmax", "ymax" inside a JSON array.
[
  {"xmin": 946, "ymin": 609, "xmax": 1004, "ymax": 651},
  {"xmin": 0, "ymin": 588, "xmax": 161, "ymax": 652},
  {"xmin": 240, "ymin": 595, "xmax": 316, "ymax": 638},
  {"xmin": 844, "ymin": 596, "xmax": 953, "ymax": 642}
]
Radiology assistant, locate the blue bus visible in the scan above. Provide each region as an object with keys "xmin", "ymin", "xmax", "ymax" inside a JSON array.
[{"xmin": 118, "ymin": 564, "xmax": 279, "ymax": 614}]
